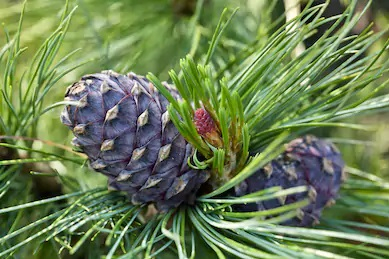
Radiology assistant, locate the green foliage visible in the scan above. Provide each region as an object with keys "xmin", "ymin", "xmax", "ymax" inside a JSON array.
[
  {"xmin": 149, "ymin": 55, "xmax": 250, "ymax": 181},
  {"xmin": 0, "ymin": 0, "xmax": 389, "ymax": 258}
]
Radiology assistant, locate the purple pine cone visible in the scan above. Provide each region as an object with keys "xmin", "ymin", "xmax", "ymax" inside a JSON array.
[
  {"xmin": 235, "ymin": 135, "xmax": 345, "ymax": 227},
  {"xmin": 60, "ymin": 70, "xmax": 209, "ymax": 211}
]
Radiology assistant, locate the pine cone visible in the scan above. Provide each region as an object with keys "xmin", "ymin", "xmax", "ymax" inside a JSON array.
[
  {"xmin": 235, "ymin": 135, "xmax": 345, "ymax": 227},
  {"xmin": 60, "ymin": 71, "xmax": 209, "ymax": 211}
]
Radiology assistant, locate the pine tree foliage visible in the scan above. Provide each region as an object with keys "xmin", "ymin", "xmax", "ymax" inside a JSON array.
[{"xmin": 1, "ymin": 0, "xmax": 389, "ymax": 258}]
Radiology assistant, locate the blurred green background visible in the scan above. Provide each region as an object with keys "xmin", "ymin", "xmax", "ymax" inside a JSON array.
[
  {"xmin": 0, "ymin": 0, "xmax": 388, "ymax": 258},
  {"xmin": 1, "ymin": 0, "xmax": 387, "ymax": 175}
]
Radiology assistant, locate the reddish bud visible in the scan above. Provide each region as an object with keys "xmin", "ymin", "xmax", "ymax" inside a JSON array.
[
  {"xmin": 194, "ymin": 108, "xmax": 216, "ymax": 135},
  {"xmin": 194, "ymin": 108, "xmax": 223, "ymax": 147}
]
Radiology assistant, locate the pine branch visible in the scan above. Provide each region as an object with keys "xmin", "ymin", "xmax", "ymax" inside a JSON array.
[{"xmin": 0, "ymin": 0, "xmax": 388, "ymax": 258}]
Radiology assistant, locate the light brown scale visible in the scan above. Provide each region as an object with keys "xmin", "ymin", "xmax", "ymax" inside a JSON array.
[
  {"xmin": 322, "ymin": 158, "xmax": 334, "ymax": 175},
  {"xmin": 263, "ymin": 163, "xmax": 273, "ymax": 178}
]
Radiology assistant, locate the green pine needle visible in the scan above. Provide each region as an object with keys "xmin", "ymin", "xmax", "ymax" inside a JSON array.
[{"xmin": 1, "ymin": 0, "xmax": 389, "ymax": 258}]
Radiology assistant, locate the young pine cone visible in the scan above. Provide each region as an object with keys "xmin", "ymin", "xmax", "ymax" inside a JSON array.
[
  {"xmin": 60, "ymin": 71, "xmax": 209, "ymax": 211},
  {"xmin": 235, "ymin": 135, "xmax": 345, "ymax": 227}
]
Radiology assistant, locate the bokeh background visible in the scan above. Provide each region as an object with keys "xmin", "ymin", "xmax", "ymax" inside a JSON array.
[{"xmin": 0, "ymin": 0, "xmax": 388, "ymax": 258}]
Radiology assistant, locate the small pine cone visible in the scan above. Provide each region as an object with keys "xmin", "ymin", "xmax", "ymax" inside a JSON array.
[
  {"xmin": 60, "ymin": 71, "xmax": 209, "ymax": 211},
  {"xmin": 234, "ymin": 135, "xmax": 345, "ymax": 227},
  {"xmin": 194, "ymin": 108, "xmax": 223, "ymax": 148}
]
